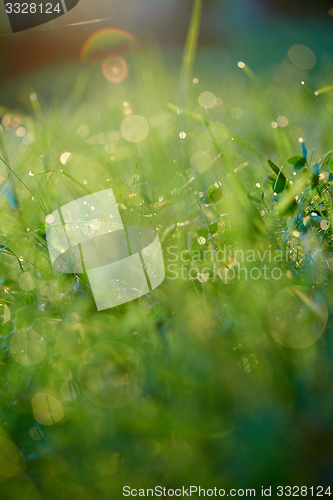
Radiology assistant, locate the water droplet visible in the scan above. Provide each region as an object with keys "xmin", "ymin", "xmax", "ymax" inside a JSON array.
[
  {"xmin": 288, "ymin": 45, "xmax": 316, "ymax": 70},
  {"xmin": 45, "ymin": 214, "xmax": 54, "ymax": 224}
]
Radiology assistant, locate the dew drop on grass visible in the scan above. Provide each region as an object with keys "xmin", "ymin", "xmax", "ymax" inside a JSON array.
[{"xmin": 179, "ymin": 132, "xmax": 186, "ymax": 139}]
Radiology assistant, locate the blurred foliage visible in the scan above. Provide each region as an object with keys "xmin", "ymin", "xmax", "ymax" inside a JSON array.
[{"xmin": 1, "ymin": 10, "xmax": 333, "ymax": 498}]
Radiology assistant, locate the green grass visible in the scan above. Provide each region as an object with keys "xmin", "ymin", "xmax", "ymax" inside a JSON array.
[{"xmin": 1, "ymin": 14, "xmax": 333, "ymax": 498}]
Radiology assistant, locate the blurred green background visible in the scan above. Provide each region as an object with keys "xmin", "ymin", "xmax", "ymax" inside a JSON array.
[{"xmin": 1, "ymin": 0, "xmax": 333, "ymax": 498}]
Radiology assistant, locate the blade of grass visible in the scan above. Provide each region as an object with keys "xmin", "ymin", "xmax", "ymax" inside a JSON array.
[
  {"xmin": 178, "ymin": 0, "xmax": 202, "ymax": 135},
  {"xmin": 0, "ymin": 155, "xmax": 46, "ymax": 214}
]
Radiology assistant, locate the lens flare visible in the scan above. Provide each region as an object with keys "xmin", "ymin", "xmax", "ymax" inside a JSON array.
[
  {"xmin": 31, "ymin": 392, "xmax": 64, "ymax": 426},
  {"xmin": 101, "ymin": 56, "xmax": 128, "ymax": 83},
  {"xmin": 80, "ymin": 28, "xmax": 136, "ymax": 65}
]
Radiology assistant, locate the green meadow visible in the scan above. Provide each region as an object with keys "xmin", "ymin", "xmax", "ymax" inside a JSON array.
[{"xmin": 1, "ymin": 2, "xmax": 333, "ymax": 497}]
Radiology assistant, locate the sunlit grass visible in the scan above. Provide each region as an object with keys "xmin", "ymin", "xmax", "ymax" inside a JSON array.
[{"xmin": 1, "ymin": 13, "xmax": 333, "ymax": 497}]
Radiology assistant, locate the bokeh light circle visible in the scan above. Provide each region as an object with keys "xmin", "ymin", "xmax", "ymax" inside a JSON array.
[
  {"xmin": 190, "ymin": 151, "xmax": 212, "ymax": 173},
  {"xmin": 78, "ymin": 341, "xmax": 145, "ymax": 408},
  {"xmin": 60, "ymin": 380, "xmax": 80, "ymax": 402},
  {"xmin": 29, "ymin": 427, "xmax": 44, "ymax": 441},
  {"xmin": 31, "ymin": 393, "xmax": 64, "ymax": 426},
  {"xmin": 56, "ymin": 323, "xmax": 90, "ymax": 360},
  {"xmin": 80, "ymin": 28, "xmax": 135, "ymax": 65},
  {"xmin": 287, "ymin": 44, "xmax": 316, "ymax": 70},
  {"xmin": 0, "ymin": 432, "xmax": 26, "ymax": 481},
  {"xmin": 102, "ymin": 56, "xmax": 128, "ymax": 83},
  {"xmin": 198, "ymin": 91, "xmax": 217, "ymax": 109},
  {"xmin": 18, "ymin": 272, "xmax": 35, "ymax": 291},
  {"xmin": 267, "ymin": 286, "xmax": 328, "ymax": 348},
  {"xmin": 121, "ymin": 115, "xmax": 149, "ymax": 143},
  {"xmin": 9, "ymin": 329, "xmax": 47, "ymax": 366}
]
